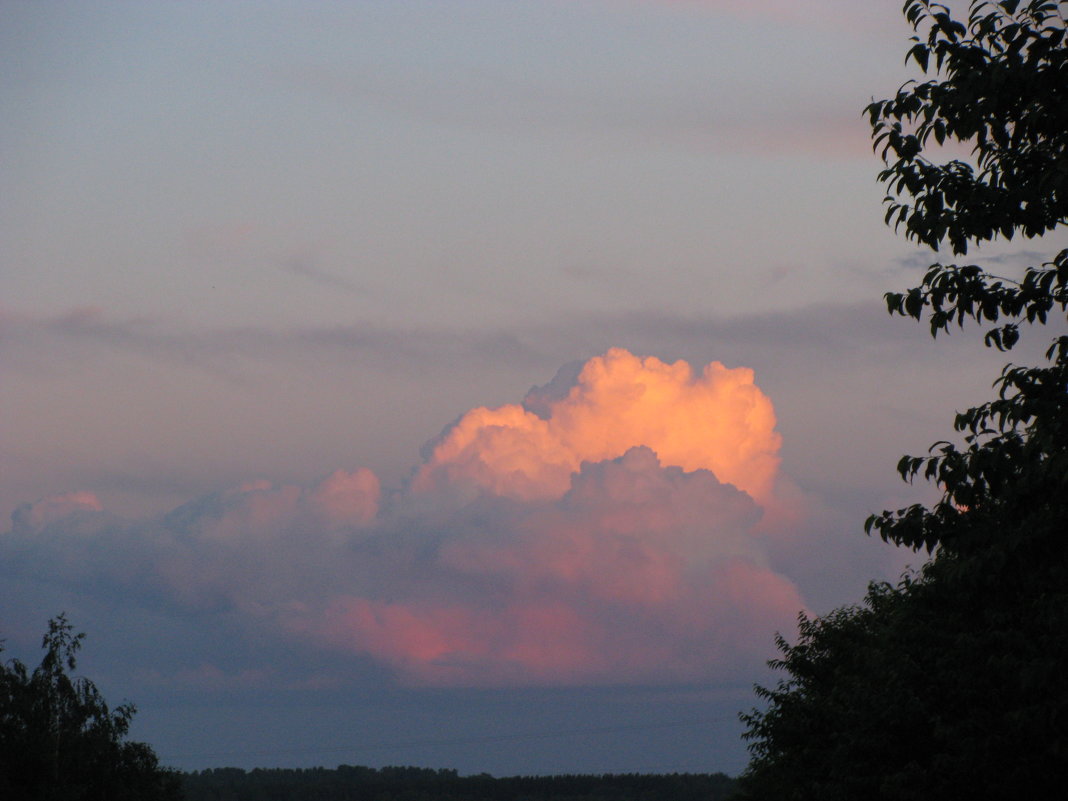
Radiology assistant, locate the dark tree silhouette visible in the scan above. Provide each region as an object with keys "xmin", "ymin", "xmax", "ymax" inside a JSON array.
[
  {"xmin": 0, "ymin": 615, "xmax": 183, "ymax": 801},
  {"xmin": 738, "ymin": 2, "xmax": 1068, "ymax": 798},
  {"xmin": 180, "ymin": 765, "xmax": 738, "ymax": 801}
]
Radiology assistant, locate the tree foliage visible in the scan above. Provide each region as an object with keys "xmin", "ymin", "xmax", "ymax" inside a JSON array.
[
  {"xmin": 864, "ymin": 247, "xmax": 1067, "ymax": 555},
  {"xmin": 0, "ymin": 615, "xmax": 183, "ymax": 801},
  {"xmin": 868, "ymin": 0, "xmax": 1068, "ymax": 254},
  {"xmin": 864, "ymin": 0, "xmax": 1068, "ymax": 560},
  {"xmin": 738, "ymin": 1, "xmax": 1068, "ymax": 798}
]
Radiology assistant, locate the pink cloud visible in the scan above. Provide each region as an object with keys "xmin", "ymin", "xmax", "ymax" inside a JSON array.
[
  {"xmin": 9, "ymin": 349, "xmax": 809, "ymax": 688},
  {"xmin": 291, "ymin": 443, "xmax": 803, "ymax": 686},
  {"xmin": 413, "ymin": 347, "xmax": 781, "ymax": 503},
  {"xmin": 12, "ymin": 491, "xmax": 102, "ymax": 532},
  {"xmin": 194, "ymin": 469, "xmax": 380, "ymax": 543}
]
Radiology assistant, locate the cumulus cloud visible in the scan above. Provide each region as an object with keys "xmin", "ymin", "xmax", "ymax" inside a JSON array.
[
  {"xmin": 11, "ymin": 491, "xmax": 103, "ymax": 534},
  {"xmin": 2, "ymin": 349, "xmax": 807, "ymax": 688},
  {"xmin": 296, "ymin": 446, "xmax": 800, "ymax": 686},
  {"xmin": 178, "ymin": 470, "xmax": 381, "ymax": 543},
  {"xmin": 414, "ymin": 348, "xmax": 781, "ymax": 503}
]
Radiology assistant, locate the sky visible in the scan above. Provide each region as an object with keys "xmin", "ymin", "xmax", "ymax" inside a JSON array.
[{"xmin": 2, "ymin": 0, "xmax": 1066, "ymax": 778}]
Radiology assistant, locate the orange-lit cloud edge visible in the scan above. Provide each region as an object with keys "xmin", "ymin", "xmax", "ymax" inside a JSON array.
[{"xmin": 14, "ymin": 348, "xmax": 808, "ymax": 687}]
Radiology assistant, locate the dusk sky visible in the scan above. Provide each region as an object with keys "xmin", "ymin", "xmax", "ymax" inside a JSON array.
[{"xmin": 3, "ymin": 0, "xmax": 1065, "ymax": 778}]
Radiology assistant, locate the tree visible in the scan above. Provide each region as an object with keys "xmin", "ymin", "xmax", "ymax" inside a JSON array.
[
  {"xmin": 869, "ymin": 0, "xmax": 1067, "ymax": 255},
  {"xmin": 863, "ymin": 0, "xmax": 1068, "ymax": 555},
  {"xmin": 738, "ymin": 2, "xmax": 1068, "ymax": 797},
  {"xmin": 0, "ymin": 615, "xmax": 183, "ymax": 801}
]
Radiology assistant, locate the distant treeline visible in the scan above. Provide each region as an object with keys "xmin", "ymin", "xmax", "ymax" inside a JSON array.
[{"xmin": 181, "ymin": 764, "xmax": 738, "ymax": 801}]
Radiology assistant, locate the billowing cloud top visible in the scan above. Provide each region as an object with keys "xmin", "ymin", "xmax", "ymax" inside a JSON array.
[
  {"xmin": 414, "ymin": 348, "xmax": 781, "ymax": 503},
  {"xmin": 4, "ymin": 349, "xmax": 804, "ymax": 688}
]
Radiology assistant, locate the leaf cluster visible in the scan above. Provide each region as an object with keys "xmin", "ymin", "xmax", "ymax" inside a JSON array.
[
  {"xmin": 866, "ymin": 248, "xmax": 1068, "ymax": 553},
  {"xmin": 867, "ymin": 0, "xmax": 1068, "ymax": 254},
  {"xmin": 884, "ymin": 248, "xmax": 1068, "ymax": 345}
]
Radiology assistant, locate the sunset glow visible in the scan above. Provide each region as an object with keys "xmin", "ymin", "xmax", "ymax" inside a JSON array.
[
  {"xmin": 282, "ymin": 350, "xmax": 802, "ymax": 685},
  {"xmin": 8, "ymin": 349, "xmax": 804, "ymax": 687},
  {"xmin": 414, "ymin": 348, "xmax": 782, "ymax": 503}
]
